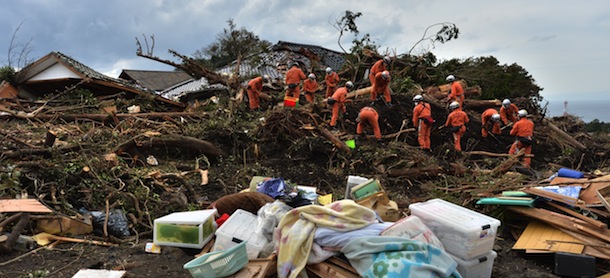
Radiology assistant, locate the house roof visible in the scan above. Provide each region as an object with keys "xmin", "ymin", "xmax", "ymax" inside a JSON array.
[
  {"xmin": 159, "ymin": 41, "xmax": 346, "ymax": 101},
  {"xmin": 217, "ymin": 40, "xmax": 346, "ymax": 80},
  {"xmin": 13, "ymin": 51, "xmax": 184, "ymax": 108},
  {"xmin": 119, "ymin": 70, "xmax": 193, "ymax": 92}
]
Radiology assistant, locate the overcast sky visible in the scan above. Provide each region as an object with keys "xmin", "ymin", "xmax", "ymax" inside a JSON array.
[{"xmin": 2, "ymin": 0, "xmax": 609, "ymax": 112}]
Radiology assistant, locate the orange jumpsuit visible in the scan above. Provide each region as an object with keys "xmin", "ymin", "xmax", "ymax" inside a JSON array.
[
  {"xmin": 412, "ymin": 102, "xmax": 433, "ymax": 150},
  {"xmin": 368, "ymin": 59, "xmax": 386, "ymax": 87},
  {"xmin": 357, "ymin": 107, "xmax": 381, "ymax": 139},
  {"xmin": 325, "ymin": 71, "xmax": 340, "ymax": 98},
  {"xmin": 303, "ymin": 78, "xmax": 318, "ymax": 103},
  {"xmin": 246, "ymin": 76, "xmax": 263, "ymax": 110},
  {"xmin": 330, "ymin": 87, "xmax": 350, "ymax": 127},
  {"xmin": 481, "ymin": 108, "xmax": 501, "ymax": 138},
  {"xmin": 509, "ymin": 117, "xmax": 535, "ymax": 167},
  {"xmin": 447, "ymin": 81, "xmax": 464, "ymax": 108},
  {"xmin": 285, "ymin": 66, "xmax": 306, "ymax": 98},
  {"xmin": 371, "ymin": 72, "xmax": 391, "ymax": 102},
  {"xmin": 500, "ymin": 103, "xmax": 519, "ymax": 125},
  {"xmin": 445, "ymin": 108, "xmax": 469, "ymax": 151}
]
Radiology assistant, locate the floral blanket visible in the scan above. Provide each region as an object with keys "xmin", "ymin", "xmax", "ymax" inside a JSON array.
[
  {"xmin": 275, "ymin": 200, "xmax": 379, "ymax": 278},
  {"xmin": 341, "ymin": 236, "xmax": 462, "ymax": 278}
]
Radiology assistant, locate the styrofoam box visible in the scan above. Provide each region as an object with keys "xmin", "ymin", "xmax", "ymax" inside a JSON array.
[
  {"xmin": 153, "ymin": 209, "xmax": 216, "ymax": 249},
  {"xmin": 409, "ymin": 198, "xmax": 501, "ymax": 260},
  {"xmin": 212, "ymin": 209, "xmax": 269, "ymax": 259},
  {"xmin": 449, "ymin": 250, "xmax": 497, "ymax": 278}
]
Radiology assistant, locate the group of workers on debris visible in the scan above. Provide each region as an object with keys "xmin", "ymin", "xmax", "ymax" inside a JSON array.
[{"xmin": 245, "ymin": 56, "xmax": 535, "ymax": 167}]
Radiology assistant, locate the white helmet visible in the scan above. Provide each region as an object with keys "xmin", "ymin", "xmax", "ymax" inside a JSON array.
[
  {"xmin": 449, "ymin": 101, "xmax": 460, "ymax": 110},
  {"xmin": 308, "ymin": 73, "xmax": 316, "ymax": 79},
  {"xmin": 491, "ymin": 113, "xmax": 501, "ymax": 122},
  {"xmin": 263, "ymin": 74, "xmax": 270, "ymax": 81},
  {"xmin": 518, "ymin": 109, "xmax": 528, "ymax": 118},
  {"xmin": 446, "ymin": 75, "xmax": 455, "ymax": 82},
  {"xmin": 502, "ymin": 99, "xmax": 511, "ymax": 108},
  {"xmin": 413, "ymin": 94, "xmax": 423, "ymax": 102},
  {"xmin": 381, "ymin": 70, "xmax": 390, "ymax": 80},
  {"xmin": 345, "ymin": 81, "xmax": 354, "ymax": 89},
  {"xmin": 325, "ymin": 67, "xmax": 332, "ymax": 74},
  {"xmin": 383, "ymin": 56, "xmax": 391, "ymax": 64}
]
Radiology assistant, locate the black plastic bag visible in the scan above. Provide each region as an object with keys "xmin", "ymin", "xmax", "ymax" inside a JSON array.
[{"xmin": 90, "ymin": 209, "xmax": 131, "ymax": 238}]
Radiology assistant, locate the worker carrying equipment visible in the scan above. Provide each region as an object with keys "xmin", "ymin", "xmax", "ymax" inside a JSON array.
[
  {"xmin": 412, "ymin": 94, "xmax": 433, "ymax": 151},
  {"xmin": 329, "ymin": 81, "xmax": 354, "ymax": 130},
  {"xmin": 446, "ymin": 75, "xmax": 464, "ymax": 109},
  {"xmin": 371, "ymin": 70, "xmax": 392, "ymax": 106},
  {"xmin": 285, "ymin": 63, "xmax": 306, "ymax": 98},
  {"xmin": 368, "ymin": 56, "xmax": 390, "ymax": 87},
  {"xmin": 500, "ymin": 98, "xmax": 520, "ymax": 125},
  {"xmin": 509, "ymin": 109, "xmax": 535, "ymax": 167},
  {"xmin": 302, "ymin": 73, "xmax": 319, "ymax": 103},
  {"xmin": 324, "ymin": 67, "xmax": 340, "ymax": 98},
  {"xmin": 445, "ymin": 101, "xmax": 469, "ymax": 151},
  {"xmin": 356, "ymin": 106, "xmax": 382, "ymax": 142},
  {"xmin": 481, "ymin": 108, "xmax": 501, "ymax": 138}
]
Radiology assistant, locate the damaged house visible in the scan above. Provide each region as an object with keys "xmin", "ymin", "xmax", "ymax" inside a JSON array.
[{"xmin": 10, "ymin": 52, "xmax": 184, "ymax": 111}]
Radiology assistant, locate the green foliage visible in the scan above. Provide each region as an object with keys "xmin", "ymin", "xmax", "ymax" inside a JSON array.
[
  {"xmin": 435, "ymin": 56, "xmax": 544, "ymax": 106},
  {"xmin": 192, "ymin": 19, "xmax": 272, "ymax": 69},
  {"xmin": 0, "ymin": 65, "xmax": 15, "ymax": 82},
  {"xmin": 585, "ymin": 119, "xmax": 610, "ymax": 134}
]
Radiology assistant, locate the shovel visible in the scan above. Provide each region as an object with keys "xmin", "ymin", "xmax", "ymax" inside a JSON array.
[{"xmin": 32, "ymin": 232, "xmax": 117, "ymax": 247}]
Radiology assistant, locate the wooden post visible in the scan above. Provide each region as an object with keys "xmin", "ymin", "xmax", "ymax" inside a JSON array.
[{"xmin": 44, "ymin": 130, "xmax": 57, "ymax": 147}]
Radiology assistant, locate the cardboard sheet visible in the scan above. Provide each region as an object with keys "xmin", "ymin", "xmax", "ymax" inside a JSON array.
[
  {"xmin": 513, "ymin": 220, "xmax": 585, "ymax": 254},
  {"xmin": 0, "ymin": 199, "xmax": 52, "ymax": 213}
]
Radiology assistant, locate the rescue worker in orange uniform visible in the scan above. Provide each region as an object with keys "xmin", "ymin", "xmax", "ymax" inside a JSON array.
[
  {"xmin": 500, "ymin": 98, "xmax": 519, "ymax": 125},
  {"xmin": 481, "ymin": 108, "xmax": 501, "ymax": 138},
  {"xmin": 329, "ymin": 81, "xmax": 354, "ymax": 130},
  {"xmin": 509, "ymin": 109, "xmax": 535, "ymax": 167},
  {"xmin": 368, "ymin": 56, "xmax": 390, "ymax": 87},
  {"xmin": 302, "ymin": 73, "xmax": 319, "ymax": 103},
  {"xmin": 446, "ymin": 75, "xmax": 464, "ymax": 109},
  {"xmin": 285, "ymin": 62, "xmax": 306, "ymax": 98},
  {"xmin": 412, "ymin": 94, "xmax": 433, "ymax": 151},
  {"xmin": 246, "ymin": 75, "xmax": 268, "ymax": 110},
  {"xmin": 371, "ymin": 70, "xmax": 392, "ymax": 106},
  {"xmin": 445, "ymin": 101, "xmax": 469, "ymax": 152},
  {"xmin": 324, "ymin": 67, "xmax": 340, "ymax": 98},
  {"xmin": 356, "ymin": 106, "xmax": 382, "ymax": 143}
]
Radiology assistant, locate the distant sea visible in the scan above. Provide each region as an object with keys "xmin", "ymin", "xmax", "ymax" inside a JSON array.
[{"xmin": 543, "ymin": 99, "xmax": 610, "ymax": 123}]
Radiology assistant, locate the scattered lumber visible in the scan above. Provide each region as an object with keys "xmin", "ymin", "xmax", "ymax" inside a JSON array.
[
  {"xmin": 464, "ymin": 150, "xmax": 534, "ymax": 158},
  {"xmin": 316, "ymin": 127, "xmax": 351, "ymax": 153},
  {"xmin": 115, "ymin": 134, "xmax": 223, "ymax": 158},
  {"xmin": 543, "ymin": 119, "xmax": 587, "ymax": 151},
  {"xmin": 387, "ymin": 165, "xmax": 443, "ymax": 178}
]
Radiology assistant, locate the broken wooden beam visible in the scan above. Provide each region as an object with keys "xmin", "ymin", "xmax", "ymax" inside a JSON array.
[
  {"xmin": 543, "ymin": 119, "xmax": 587, "ymax": 151},
  {"xmin": 316, "ymin": 127, "xmax": 351, "ymax": 153},
  {"xmin": 387, "ymin": 165, "xmax": 443, "ymax": 178},
  {"xmin": 464, "ymin": 150, "xmax": 534, "ymax": 158},
  {"xmin": 115, "ymin": 135, "xmax": 223, "ymax": 158}
]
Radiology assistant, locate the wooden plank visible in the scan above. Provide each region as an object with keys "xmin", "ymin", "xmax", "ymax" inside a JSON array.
[
  {"xmin": 0, "ymin": 199, "xmax": 52, "ymax": 213},
  {"xmin": 522, "ymin": 188, "xmax": 584, "ymax": 207},
  {"xmin": 306, "ymin": 260, "xmax": 360, "ymax": 278},
  {"xmin": 513, "ymin": 220, "xmax": 584, "ymax": 254},
  {"xmin": 546, "ymin": 202, "xmax": 607, "ymax": 229}
]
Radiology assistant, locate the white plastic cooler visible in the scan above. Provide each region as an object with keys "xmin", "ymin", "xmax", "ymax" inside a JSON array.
[{"xmin": 409, "ymin": 198, "xmax": 501, "ymax": 260}]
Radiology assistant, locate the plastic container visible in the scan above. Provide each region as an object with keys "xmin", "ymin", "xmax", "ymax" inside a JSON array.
[
  {"xmin": 183, "ymin": 241, "xmax": 248, "ymax": 278},
  {"xmin": 409, "ymin": 199, "xmax": 501, "ymax": 260},
  {"xmin": 557, "ymin": 168, "xmax": 585, "ymax": 179},
  {"xmin": 449, "ymin": 250, "xmax": 497, "ymax": 278},
  {"xmin": 283, "ymin": 96, "xmax": 299, "ymax": 107},
  {"xmin": 153, "ymin": 209, "xmax": 216, "ymax": 249},
  {"xmin": 212, "ymin": 209, "xmax": 269, "ymax": 259},
  {"xmin": 345, "ymin": 175, "xmax": 369, "ymax": 199}
]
